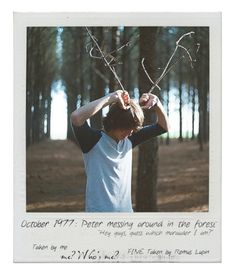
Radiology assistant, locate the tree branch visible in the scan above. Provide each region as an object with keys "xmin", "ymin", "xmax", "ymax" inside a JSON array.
[
  {"xmin": 141, "ymin": 58, "xmax": 161, "ymax": 91},
  {"xmin": 85, "ymin": 27, "xmax": 125, "ymax": 91},
  {"xmin": 143, "ymin": 31, "xmax": 198, "ymax": 94}
]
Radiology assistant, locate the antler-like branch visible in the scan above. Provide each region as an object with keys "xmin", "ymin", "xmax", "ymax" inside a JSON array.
[
  {"xmin": 156, "ymin": 55, "xmax": 185, "ymax": 85},
  {"xmin": 89, "ymin": 47, "xmax": 103, "ymax": 59},
  {"xmin": 85, "ymin": 27, "xmax": 125, "ymax": 91},
  {"xmin": 141, "ymin": 58, "xmax": 161, "ymax": 91},
  {"xmin": 144, "ymin": 31, "xmax": 198, "ymax": 94},
  {"xmin": 196, "ymin": 43, "xmax": 200, "ymax": 53},
  {"xmin": 108, "ymin": 41, "xmax": 131, "ymax": 56},
  {"xmin": 178, "ymin": 45, "xmax": 194, "ymax": 68}
]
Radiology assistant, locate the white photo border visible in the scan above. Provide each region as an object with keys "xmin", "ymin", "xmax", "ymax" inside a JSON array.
[{"xmin": 14, "ymin": 12, "xmax": 222, "ymax": 263}]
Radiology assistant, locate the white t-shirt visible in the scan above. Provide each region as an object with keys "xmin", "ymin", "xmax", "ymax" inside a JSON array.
[{"xmin": 71, "ymin": 120, "xmax": 166, "ymax": 212}]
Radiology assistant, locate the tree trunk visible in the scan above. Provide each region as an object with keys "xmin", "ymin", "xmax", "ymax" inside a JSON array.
[
  {"xmin": 46, "ymin": 90, "xmax": 52, "ymax": 138},
  {"xmin": 67, "ymin": 92, "xmax": 78, "ymax": 140},
  {"xmin": 90, "ymin": 27, "xmax": 105, "ymax": 129},
  {"xmin": 39, "ymin": 91, "xmax": 45, "ymax": 140},
  {"xmin": 32, "ymin": 92, "xmax": 40, "ymax": 143},
  {"xmin": 79, "ymin": 28, "xmax": 85, "ymax": 106},
  {"xmin": 136, "ymin": 27, "xmax": 159, "ymax": 212},
  {"xmin": 26, "ymin": 91, "xmax": 32, "ymax": 147},
  {"xmin": 191, "ymin": 84, "xmax": 196, "ymax": 140},
  {"xmin": 122, "ymin": 27, "xmax": 132, "ymax": 93},
  {"xmin": 178, "ymin": 60, "xmax": 183, "ymax": 142},
  {"xmin": 198, "ymin": 81, "xmax": 204, "ymax": 151},
  {"xmin": 203, "ymin": 62, "xmax": 209, "ymax": 143},
  {"xmin": 165, "ymin": 75, "xmax": 170, "ymax": 145},
  {"xmin": 109, "ymin": 27, "xmax": 119, "ymax": 93}
]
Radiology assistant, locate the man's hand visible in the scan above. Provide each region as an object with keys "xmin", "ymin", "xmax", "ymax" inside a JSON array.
[
  {"xmin": 139, "ymin": 93, "xmax": 159, "ymax": 109},
  {"xmin": 110, "ymin": 90, "xmax": 130, "ymax": 109}
]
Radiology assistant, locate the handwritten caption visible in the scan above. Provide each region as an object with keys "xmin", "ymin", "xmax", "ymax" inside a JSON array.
[
  {"xmin": 21, "ymin": 218, "xmax": 217, "ymax": 237},
  {"xmin": 31, "ymin": 245, "xmax": 210, "ymax": 261},
  {"xmin": 20, "ymin": 218, "xmax": 218, "ymax": 262}
]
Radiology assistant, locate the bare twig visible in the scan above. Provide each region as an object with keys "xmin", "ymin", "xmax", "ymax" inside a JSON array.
[
  {"xmin": 89, "ymin": 42, "xmax": 129, "ymax": 66},
  {"xmin": 144, "ymin": 31, "xmax": 197, "ymax": 94},
  {"xmin": 105, "ymin": 54, "xmax": 122, "ymax": 67},
  {"xmin": 196, "ymin": 43, "xmax": 200, "ymax": 53},
  {"xmin": 108, "ymin": 41, "xmax": 131, "ymax": 56},
  {"xmin": 141, "ymin": 58, "xmax": 161, "ymax": 91},
  {"xmin": 178, "ymin": 45, "xmax": 195, "ymax": 68},
  {"xmin": 156, "ymin": 55, "xmax": 185, "ymax": 84},
  {"xmin": 176, "ymin": 31, "xmax": 194, "ymax": 45},
  {"xmin": 89, "ymin": 47, "xmax": 103, "ymax": 59},
  {"xmin": 85, "ymin": 27, "xmax": 125, "ymax": 91}
]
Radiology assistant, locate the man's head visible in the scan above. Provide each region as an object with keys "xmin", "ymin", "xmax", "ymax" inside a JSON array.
[{"xmin": 103, "ymin": 99, "xmax": 144, "ymax": 140}]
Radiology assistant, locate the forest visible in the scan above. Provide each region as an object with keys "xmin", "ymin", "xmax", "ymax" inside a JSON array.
[{"xmin": 26, "ymin": 26, "xmax": 209, "ymax": 212}]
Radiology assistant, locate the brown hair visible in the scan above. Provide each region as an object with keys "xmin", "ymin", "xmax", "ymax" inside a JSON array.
[{"xmin": 103, "ymin": 99, "xmax": 144, "ymax": 132}]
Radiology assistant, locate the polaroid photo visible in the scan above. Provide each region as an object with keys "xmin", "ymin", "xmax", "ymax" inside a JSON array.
[{"xmin": 13, "ymin": 12, "xmax": 222, "ymax": 262}]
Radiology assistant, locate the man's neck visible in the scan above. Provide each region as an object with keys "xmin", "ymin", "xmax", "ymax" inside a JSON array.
[{"xmin": 106, "ymin": 130, "xmax": 120, "ymax": 143}]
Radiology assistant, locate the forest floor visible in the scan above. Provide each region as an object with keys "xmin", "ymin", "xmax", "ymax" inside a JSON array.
[{"xmin": 26, "ymin": 138, "xmax": 209, "ymax": 212}]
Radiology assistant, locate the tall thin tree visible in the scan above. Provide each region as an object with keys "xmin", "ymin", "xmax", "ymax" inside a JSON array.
[{"xmin": 136, "ymin": 27, "xmax": 159, "ymax": 212}]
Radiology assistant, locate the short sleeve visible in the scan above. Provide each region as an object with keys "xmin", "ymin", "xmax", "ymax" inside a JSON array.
[
  {"xmin": 71, "ymin": 120, "xmax": 102, "ymax": 153},
  {"xmin": 128, "ymin": 123, "xmax": 167, "ymax": 148}
]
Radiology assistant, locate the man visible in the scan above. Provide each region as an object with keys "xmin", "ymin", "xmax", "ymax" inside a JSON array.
[{"xmin": 71, "ymin": 90, "xmax": 169, "ymax": 212}]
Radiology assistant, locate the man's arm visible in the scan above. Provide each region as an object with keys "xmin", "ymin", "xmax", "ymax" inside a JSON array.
[
  {"xmin": 128, "ymin": 93, "xmax": 170, "ymax": 148},
  {"xmin": 140, "ymin": 93, "xmax": 170, "ymax": 132},
  {"xmin": 71, "ymin": 90, "xmax": 130, "ymax": 127},
  {"xmin": 154, "ymin": 99, "xmax": 170, "ymax": 132}
]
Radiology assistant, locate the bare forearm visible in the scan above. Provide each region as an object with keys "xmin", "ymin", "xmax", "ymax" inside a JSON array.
[
  {"xmin": 139, "ymin": 92, "xmax": 170, "ymax": 132},
  {"xmin": 71, "ymin": 94, "xmax": 113, "ymax": 126},
  {"xmin": 71, "ymin": 90, "xmax": 129, "ymax": 127},
  {"xmin": 155, "ymin": 101, "xmax": 170, "ymax": 132}
]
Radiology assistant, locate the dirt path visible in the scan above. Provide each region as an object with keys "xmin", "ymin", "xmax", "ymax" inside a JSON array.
[{"xmin": 26, "ymin": 139, "xmax": 208, "ymax": 212}]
